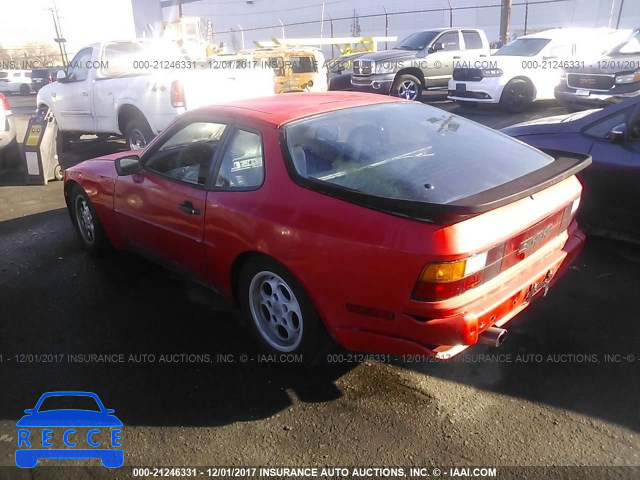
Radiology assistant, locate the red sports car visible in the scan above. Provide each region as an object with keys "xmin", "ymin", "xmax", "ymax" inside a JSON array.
[{"xmin": 64, "ymin": 92, "xmax": 590, "ymax": 364}]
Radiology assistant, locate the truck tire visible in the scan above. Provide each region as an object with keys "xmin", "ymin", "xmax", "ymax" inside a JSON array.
[
  {"xmin": 125, "ymin": 118, "xmax": 154, "ymax": 150},
  {"xmin": 391, "ymin": 74, "xmax": 422, "ymax": 101},
  {"xmin": 500, "ymin": 79, "xmax": 533, "ymax": 112},
  {"xmin": 19, "ymin": 84, "xmax": 30, "ymax": 95}
]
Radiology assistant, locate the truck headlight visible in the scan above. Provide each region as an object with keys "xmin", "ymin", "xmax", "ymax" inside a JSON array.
[
  {"xmin": 481, "ymin": 68, "xmax": 503, "ymax": 77},
  {"xmin": 375, "ymin": 62, "xmax": 395, "ymax": 74},
  {"xmin": 615, "ymin": 71, "xmax": 640, "ymax": 84}
]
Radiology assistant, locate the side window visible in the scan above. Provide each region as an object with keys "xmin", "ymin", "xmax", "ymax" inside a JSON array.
[
  {"xmin": 583, "ymin": 111, "xmax": 632, "ymax": 139},
  {"xmin": 215, "ymin": 129, "xmax": 264, "ymax": 189},
  {"xmin": 437, "ymin": 32, "xmax": 460, "ymax": 51},
  {"xmin": 462, "ymin": 31, "xmax": 483, "ymax": 50},
  {"xmin": 145, "ymin": 122, "xmax": 227, "ymax": 186},
  {"xmin": 67, "ymin": 48, "xmax": 93, "ymax": 82}
]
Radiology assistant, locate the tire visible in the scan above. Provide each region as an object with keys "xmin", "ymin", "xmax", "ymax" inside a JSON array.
[
  {"xmin": 69, "ymin": 185, "xmax": 112, "ymax": 255},
  {"xmin": 238, "ymin": 257, "xmax": 330, "ymax": 367},
  {"xmin": 391, "ymin": 74, "xmax": 423, "ymax": 101},
  {"xmin": 1, "ymin": 138, "xmax": 21, "ymax": 169},
  {"xmin": 53, "ymin": 163, "xmax": 63, "ymax": 181},
  {"xmin": 19, "ymin": 84, "xmax": 30, "ymax": 95},
  {"xmin": 500, "ymin": 79, "xmax": 534, "ymax": 112},
  {"xmin": 124, "ymin": 117, "xmax": 154, "ymax": 150}
]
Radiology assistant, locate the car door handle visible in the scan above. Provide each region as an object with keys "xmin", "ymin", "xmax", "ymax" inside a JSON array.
[
  {"xmin": 453, "ymin": 56, "xmax": 462, "ymax": 59},
  {"xmin": 51, "ymin": 92, "xmax": 56, "ymax": 97},
  {"xmin": 81, "ymin": 91, "xmax": 88, "ymax": 96},
  {"xmin": 178, "ymin": 201, "xmax": 201, "ymax": 215}
]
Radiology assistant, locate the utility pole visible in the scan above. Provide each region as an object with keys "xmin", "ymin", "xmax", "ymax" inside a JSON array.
[
  {"xmin": 383, "ymin": 6, "xmax": 389, "ymax": 50},
  {"xmin": 50, "ymin": 0, "xmax": 68, "ymax": 67},
  {"xmin": 499, "ymin": 0, "xmax": 512, "ymax": 45},
  {"xmin": 616, "ymin": 0, "xmax": 626, "ymax": 28}
]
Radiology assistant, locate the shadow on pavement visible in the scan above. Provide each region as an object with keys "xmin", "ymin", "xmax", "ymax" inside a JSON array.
[
  {"xmin": 399, "ymin": 237, "xmax": 640, "ymax": 432},
  {"xmin": 0, "ymin": 209, "xmax": 350, "ymax": 428}
]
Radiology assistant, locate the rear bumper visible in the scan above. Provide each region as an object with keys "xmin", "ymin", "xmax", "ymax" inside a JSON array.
[{"xmin": 334, "ymin": 225, "xmax": 585, "ymax": 358}]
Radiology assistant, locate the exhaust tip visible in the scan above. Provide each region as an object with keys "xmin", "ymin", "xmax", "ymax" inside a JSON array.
[{"xmin": 478, "ymin": 327, "xmax": 508, "ymax": 348}]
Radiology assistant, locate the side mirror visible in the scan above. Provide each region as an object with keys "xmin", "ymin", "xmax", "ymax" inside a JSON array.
[
  {"xmin": 115, "ymin": 155, "xmax": 141, "ymax": 176},
  {"xmin": 56, "ymin": 70, "xmax": 67, "ymax": 82},
  {"xmin": 605, "ymin": 123, "xmax": 626, "ymax": 143},
  {"xmin": 429, "ymin": 42, "xmax": 444, "ymax": 53}
]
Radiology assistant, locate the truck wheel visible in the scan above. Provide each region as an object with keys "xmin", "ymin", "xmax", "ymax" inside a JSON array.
[
  {"xmin": 392, "ymin": 74, "xmax": 422, "ymax": 101},
  {"xmin": 239, "ymin": 256, "xmax": 330, "ymax": 367},
  {"xmin": 53, "ymin": 163, "xmax": 63, "ymax": 181},
  {"xmin": 19, "ymin": 84, "xmax": 30, "ymax": 95},
  {"xmin": 125, "ymin": 118, "xmax": 154, "ymax": 150},
  {"xmin": 500, "ymin": 79, "xmax": 533, "ymax": 112},
  {"xmin": 70, "ymin": 185, "xmax": 112, "ymax": 255}
]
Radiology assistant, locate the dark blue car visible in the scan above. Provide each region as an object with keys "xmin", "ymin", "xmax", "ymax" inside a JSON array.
[
  {"xmin": 502, "ymin": 97, "xmax": 640, "ymax": 240},
  {"xmin": 16, "ymin": 391, "xmax": 123, "ymax": 468}
]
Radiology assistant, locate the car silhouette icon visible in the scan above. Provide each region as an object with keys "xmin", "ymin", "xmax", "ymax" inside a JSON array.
[{"xmin": 15, "ymin": 391, "xmax": 123, "ymax": 468}]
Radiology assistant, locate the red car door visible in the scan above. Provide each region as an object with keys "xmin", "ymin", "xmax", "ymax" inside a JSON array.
[{"xmin": 114, "ymin": 120, "xmax": 229, "ymax": 280}]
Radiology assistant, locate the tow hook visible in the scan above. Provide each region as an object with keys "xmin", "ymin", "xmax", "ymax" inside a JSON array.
[{"xmin": 525, "ymin": 270, "xmax": 554, "ymax": 302}]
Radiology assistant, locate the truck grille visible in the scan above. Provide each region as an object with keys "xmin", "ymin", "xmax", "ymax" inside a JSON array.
[
  {"xmin": 452, "ymin": 68, "xmax": 483, "ymax": 82},
  {"xmin": 567, "ymin": 74, "xmax": 615, "ymax": 91},
  {"xmin": 353, "ymin": 60, "xmax": 373, "ymax": 75}
]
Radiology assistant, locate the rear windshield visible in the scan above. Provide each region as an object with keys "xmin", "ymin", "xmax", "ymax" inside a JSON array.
[{"xmin": 284, "ymin": 102, "xmax": 553, "ymax": 205}]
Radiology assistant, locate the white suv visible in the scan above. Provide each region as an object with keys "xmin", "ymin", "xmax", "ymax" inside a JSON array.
[
  {"xmin": 0, "ymin": 70, "xmax": 33, "ymax": 95},
  {"xmin": 448, "ymin": 28, "xmax": 627, "ymax": 112}
]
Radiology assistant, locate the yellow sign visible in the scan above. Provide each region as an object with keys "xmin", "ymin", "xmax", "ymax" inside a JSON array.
[{"xmin": 25, "ymin": 124, "xmax": 43, "ymax": 147}]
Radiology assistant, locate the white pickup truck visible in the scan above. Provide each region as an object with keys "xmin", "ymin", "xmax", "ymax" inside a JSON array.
[{"xmin": 37, "ymin": 40, "xmax": 275, "ymax": 149}]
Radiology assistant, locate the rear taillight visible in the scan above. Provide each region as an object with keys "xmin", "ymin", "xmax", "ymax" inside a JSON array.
[
  {"xmin": 170, "ymin": 80, "xmax": 185, "ymax": 108},
  {"xmin": 0, "ymin": 93, "xmax": 10, "ymax": 110},
  {"xmin": 412, "ymin": 199, "xmax": 580, "ymax": 302}
]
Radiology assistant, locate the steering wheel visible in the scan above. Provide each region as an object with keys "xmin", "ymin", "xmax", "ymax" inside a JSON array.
[{"xmin": 175, "ymin": 142, "xmax": 215, "ymax": 169}]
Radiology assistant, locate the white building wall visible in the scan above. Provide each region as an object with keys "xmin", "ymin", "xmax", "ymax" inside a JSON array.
[{"xmin": 132, "ymin": 0, "xmax": 639, "ymax": 54}]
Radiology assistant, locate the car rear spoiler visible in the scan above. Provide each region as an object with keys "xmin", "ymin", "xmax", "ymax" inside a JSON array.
[{"xmin": 286, "ymin": 148, "xmax": 592, "ymax": 224}]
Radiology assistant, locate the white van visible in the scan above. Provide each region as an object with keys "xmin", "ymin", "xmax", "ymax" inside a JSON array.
[{"xmin": 0, "ymin": 70, "xmax": 33, "ymax": 95}]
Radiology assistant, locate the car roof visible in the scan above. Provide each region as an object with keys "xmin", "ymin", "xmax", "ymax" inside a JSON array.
[
  {"xmin": 520, "ymin": 27, "xmax": 623, "ymax": 40},
  {"xmin": 192, "ymin": 92, "xmax": 403, "ymax": 127}
]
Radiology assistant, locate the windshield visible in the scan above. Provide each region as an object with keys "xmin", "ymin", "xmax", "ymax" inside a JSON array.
[
  {"xmin": 38, "ymin": 395, "xmax": 101, "ymax": 412},
  {"xmin": 394, "ymin": 31, "xmax": 439, "ymax": 51},
  {"xmin": 285, "ymin": 103, "xmax": 553, "ymax": 205},
  {"xmin": 494, "ymin": 38, "xmax": 551, "ymax": 57}
]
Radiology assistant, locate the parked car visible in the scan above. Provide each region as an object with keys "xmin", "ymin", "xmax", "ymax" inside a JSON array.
[
  {"xmin": 328, "ymin": 52, "xmax": 368, "ymax": 91},
  {"xmin": 0, "ymin": 70, "xmax": 33, "ymax": 95},
  {"xmin": 448, "ymin": 28, "xmax": 627, "ymax": 112},
  {"xmin": 351, "ymin": 28, "xmax": 491, "ymax": 100},
  {"xmin": 555, "ymin": 28, "xmax": 640, "ymax": 109},
  {"xmin": 64, "ymin": 92, "xmax": 589, "ymax": 364},
  {"xmin": 0, "ymin": 92, "xmax": 18, "ymax": 169},
  {"xmin": 31, "ymin": 68, "xmax": 59, "ymax": 92},
  {"xmin": 502, "ymin": 96, "xmax": 640, "ymax": 240},
  {"xmin": 37, "ymin": 40, "xmax": 275, "ymax": 151}
]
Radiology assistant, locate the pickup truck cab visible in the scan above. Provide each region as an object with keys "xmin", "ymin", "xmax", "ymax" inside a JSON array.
[
  {"xmin": 351, "ymin": 28, "xmax": 490, "ymax": 100},
  {"xmin": 448, "ymin": 28, "xmax": 625, "ymax": 112},
  {"xmin": 37, "ymin": 40, "xmax": 275, "ymax": 149},
  {"xmin": 555, "ymin": 28, "xmax": 640, "ymax": 109}
]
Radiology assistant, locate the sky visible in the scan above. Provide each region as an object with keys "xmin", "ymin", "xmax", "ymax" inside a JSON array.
[{"xmin": 0, "ymin": 0, "xmax": 136, "ymax": 54}]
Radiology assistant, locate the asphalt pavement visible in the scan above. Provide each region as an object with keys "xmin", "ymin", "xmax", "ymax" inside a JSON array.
[{"xmin": 0, "ymin": 94, "xmax": 638, "ymax": 479}]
